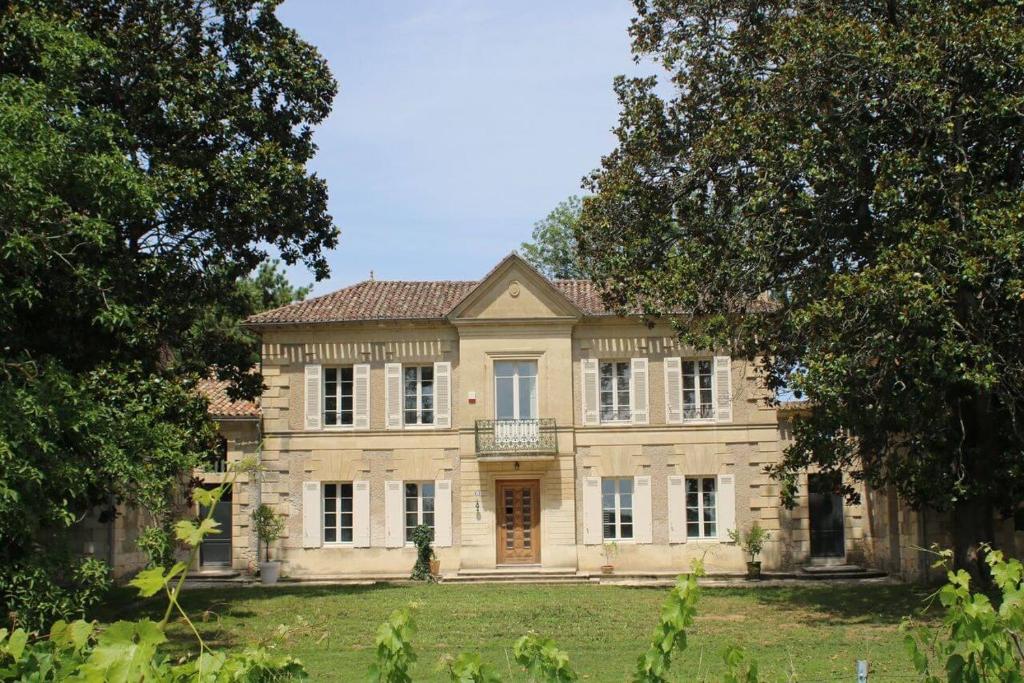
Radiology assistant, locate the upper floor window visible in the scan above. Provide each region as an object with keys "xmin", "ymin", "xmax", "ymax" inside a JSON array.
[
  {"xmin": 324, "ymin": 367, "xmax": 354, "ymax": 426},
  {"xmin": 602, "ymin": 477, "xmax": 634, "ymax": 540},
  {"xmin": 686, "ymin": 476, "xmax": 718, "ymax": 539},
  {"xmin": 404, "ymin": 366, "xmax": 434, "ymax": 425},
  {"xmin": 405, "ymin": 481, "xmax": 435, "ymax": 542},
  {"xmin": 495, "ymin": 360, "xmax": 537, "ymax": 420},
  {"xmin": 323, "ymin": 482, "xmax": 353, "ymax": 543},
  {"xmin": 682, "ymin": 360, "xmax": 714, "ymax": 420},
  {"xmin": 599, "ymin": 361, "xmax": 631, "ymax": 423}
]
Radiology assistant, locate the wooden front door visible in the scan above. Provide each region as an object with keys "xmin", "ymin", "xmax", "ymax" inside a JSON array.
[{"xmin": 496, "ymin": 480, "xmax": 540, "ymax": 564}]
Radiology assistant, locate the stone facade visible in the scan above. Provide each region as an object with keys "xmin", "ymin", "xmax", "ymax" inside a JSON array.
[{"xmin": 86, "ymin": 254, "xmax": 984, "ymax": 582}]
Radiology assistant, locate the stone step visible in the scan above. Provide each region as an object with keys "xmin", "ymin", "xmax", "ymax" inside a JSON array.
[
  {"xmin": 800, "ymin": 565, "xmax": 887, "ymax": 580},
  {"xmin": 441, "ymin": 576, "xmax": 599, "ymax": 584}
]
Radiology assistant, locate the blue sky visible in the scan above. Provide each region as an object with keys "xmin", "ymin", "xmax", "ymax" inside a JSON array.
[{"xmin": 274, "ymin": 1, "xmax": 650, "ymax": 295}]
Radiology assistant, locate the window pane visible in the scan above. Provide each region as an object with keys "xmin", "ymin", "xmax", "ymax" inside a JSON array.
[
  {"xmin": 324, "ymin": 528, "xmax": 336, "ymax": 543},
  {"xmin": 340, "ymin": 367, "xmax": 353, "ymax": 382},
  {"xmin": 620, "ymin": 523, "xmax": 633, "ymax": 539},
  {"xmin": 495, "ymin": 376, "xmax": 514, "ymax": 419},
  {"xmin": 495, "ymin": 361, "xmax": 516, "ymax": 378},
  {"xmin": 324, "ymin": 484, "xmax": 336, "ymax": 498},
  {"xmin": 421, "ymin": 410, "xmax": 434, "ymax": 424},
  {"xmin": 603, "ymin": 523, "xmax": 616, "ymax": 539},
  {"xmin": 619, "ymin": 478, "xmax": 633, "ymax": 495},
  {"xmin": 602, "ymin": 479, "xmax": 615, "ymax": 495},
  {"xmin": 341, "ymin": 527, "xmax": 353, "ymax": 543},
  {"xmin": 518, "ymin": 361, "xmax": 537, "ymax": 377},
  {"xmin": 519, "ymin": 376, "xmax": 536, "ymax": 419},
  {"xmin": 687, "ymin": 522, "xmax": 700, "ymax": 538},
  {"xmin": 704, "ymin": 522, "xmax": 717, "ymax": 537}
]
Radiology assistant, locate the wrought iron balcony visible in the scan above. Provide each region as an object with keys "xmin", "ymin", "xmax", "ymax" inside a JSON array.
[{"xmin": 475, "ymin": 418, "xmax": 557, "ymax": 456}]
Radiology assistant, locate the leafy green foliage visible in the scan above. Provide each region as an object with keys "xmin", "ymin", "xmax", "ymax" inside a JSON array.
[
  {"xmin": 728, "ymin": 523, "xmax": 771, "ymax": 564},
  {"xmin": 513, "ymin": 633, "xmax": 578, "ymax": 682},
  {"xmin": 577, "ymin": 0, "xmax": 1024, "ymax": 564},
  {"xmin": 520, "ymin": 196, "xmax": 585, "ymax": 279},
  {"xmin": 251, "ymin": 504, "xmax": 286, "ymax": 563},
  {"xmin": 368, "ymin": 606, "xmax": 418, "ymax": 683},
  {"xmin": 906, "ymin": 545, "xmax": 1024, "ymax": 681},
  {"xmin": 410, "ymin": 524, "xmax": 436, "ymax": 582},
  {"xmin": 634, "ymin": 562, "xmax": 704, "ymax": 682},
  {"xmin": 0, "ymin": 0, "xmax": 334, "ymax": 627},
  {"xmin": 439, "ymin": 652, "xmax": 502, "ymax": 683},
  {"xmin": 0, "ymin": 472, "xmax": 308, "ymax": 680}
]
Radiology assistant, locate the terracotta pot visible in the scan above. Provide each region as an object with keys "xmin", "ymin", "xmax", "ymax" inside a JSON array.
[
  {"xmin": 259, "ymin": 560, "xmax": 281, "ymax": 585},
  {"xmin": 746, "ymin": 561, "xmax": 762, "ymax": 580},
  {"xmin": 429, "ymin": 558, "xmax": 440, "ymax": 576},
  {"xmin": 601, "ymin": 564, "xmax": 615, "ymax": 575}
]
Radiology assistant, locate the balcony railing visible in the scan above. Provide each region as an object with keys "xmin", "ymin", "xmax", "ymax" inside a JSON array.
[{"xmin": 475, "ymin": 418, "xmax": 557, "ymax": 456}]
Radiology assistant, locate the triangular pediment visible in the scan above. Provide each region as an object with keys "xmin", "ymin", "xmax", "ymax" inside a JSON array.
[{"xmin": 448, "ymin": 254, "xmax": 582, "ymax": 321}]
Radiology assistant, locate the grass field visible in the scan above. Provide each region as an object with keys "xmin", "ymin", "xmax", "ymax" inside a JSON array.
[{"xmin": 96, "ymin": 581, "xmax": 938, "ymax": 681}]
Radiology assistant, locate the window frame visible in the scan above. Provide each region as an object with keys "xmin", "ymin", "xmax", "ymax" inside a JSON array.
[
  {"xmin": 681, "ymin": 358, "xmax": 716, "ymax": 422},
  {"xmin": 601, "ymin": 477, "xmax": 635, "ymax": 542},
  {"xmin": 323, "ymin": 366, "xmax": 355, "ymax": 429},
  {"xmin": 685, "ymin": 476, "xmax": 719, "ymax": 540},
  {"xmin": 322, "ymin": 481, "xmax": 354, "ymax": 545},
  {"xmin": 404, "ymin": 481, "xmax": 436, "ymax": 544},
  {"xmin": 598, "ymin": 360, "xmax": 632, "ymax": 424},
  {"xmin": 493, "ymin": 360, "xmax": 539, "ymax": 421},
  {"xmin": 403, "ymin": 365, "xmax": 435, "ymax": 427}
]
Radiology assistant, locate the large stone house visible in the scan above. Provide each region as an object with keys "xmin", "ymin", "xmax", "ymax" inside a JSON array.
[
  {"xmin": 76, "ymin": 253, "xmax": 1024, "ymax": 582},
  {"xmin": 208, "ymin": 253, "xmax": 878, "ymax": 579}
]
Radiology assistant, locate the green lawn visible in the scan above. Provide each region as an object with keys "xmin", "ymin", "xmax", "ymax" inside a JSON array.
[{"xmin": 96, "ymin": 581, "xmax": 937, "ymax": 681}]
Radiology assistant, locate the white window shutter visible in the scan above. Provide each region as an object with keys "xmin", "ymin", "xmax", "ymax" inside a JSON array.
[
  {"xmin": 302, "ymin": 481, "xmax": 322, "ymax": 548},
  {"xmin": 434, "ymin": 479, "xmax": 453, "ymax": 547},
  {"xmin": 630, "ymin": 358, "xmax": 649, "ymax": 425},
  {"xmin": 634, "ymin": 475, "xmax": 653, "ymax": 543},
  {"xmin": 304, "ymin": 364, "xmax": 322, "ymax": 430},
  {"xmin": 717, "ymin": 473, "xmax": 737, "ymax": 541},
  {"xmin": 353, "ymin": 480, "xmax": 371, "ymax": 547},
  {"xmin": 664, "ymin": 358, "xmax": 683, "ymax": 424},
  {"xmin": 581, "ymin": 359, "xmax": 599, "ymax": 426},
  {"xmin": 714, "ymin": 356, "xmax": 733, "ymax": 423},
  {"xmin": 582, "ymin": 477, "xmax": 602, "ymax": 544},
  {"xmin": 434, "ymin": 362, "xmax": 452, "ymax": 429},
  {"xmin": 353, "ymin": 364, "xmax": 371, "ymax": 429},
  {"xmin": 384, "ymin": 480, "xmax": 404, "ymax": 547},
  {"xmin": 668, "ymin": 475, "xmax": 687, "ymax": 544},
  {"xmin": 384, "ymin": 363, "xmax": 403, "ymax": 430}
]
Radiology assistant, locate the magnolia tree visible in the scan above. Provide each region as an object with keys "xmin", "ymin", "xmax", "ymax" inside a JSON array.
[{"xmin": 577, "ymin": 0, "xmax": 1024, "ymax": 573}]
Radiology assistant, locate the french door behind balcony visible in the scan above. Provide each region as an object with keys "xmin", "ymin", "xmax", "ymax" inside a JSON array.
[
  {"xmin": 494, "ymin": 361, "xmax": 537, "ymax": 420},
  {"xmin": 494, "ymin": 361, "xmax": 539, "ymax": 448}
]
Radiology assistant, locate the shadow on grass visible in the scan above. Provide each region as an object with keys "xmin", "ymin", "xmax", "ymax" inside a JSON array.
[
  {"xmin": 91, "ymin": 582, "xmax": 413, "ymax": 623},
  {"xmin": 716, "ymin": 583, "xmax": 938, "ymax": 626}
]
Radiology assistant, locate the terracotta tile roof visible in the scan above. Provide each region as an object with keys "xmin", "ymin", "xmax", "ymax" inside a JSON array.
[
  {"xmin": 197, "ymin": 377, "xmax": 260, "ymax": 418},
  {"xmin": 244, "ymin": 278, "xmax": 618, "ymax": 326}
]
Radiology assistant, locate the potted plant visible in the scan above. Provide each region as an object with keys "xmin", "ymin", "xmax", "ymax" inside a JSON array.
[
  {"xmin": 410, "ymin": 524, "xmax": 438, "ymax": 581},
  {"xmin": 729, "ymin": 522, "xmax": 771, "ymax": 580},
  {"xmin": 601, "ymin": 541, "xmax": 619, "ymax": 575},
  {"xmin": 251, "ymin": 503, "xmax": 285, "ymax": 585}
]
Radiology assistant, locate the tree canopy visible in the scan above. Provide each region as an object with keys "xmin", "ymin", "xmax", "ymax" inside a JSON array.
[
  {"xmin": 520, "ymin": 196, "xmax": 586, "ymax": 279},
  {"xmin": 0, "ymin": 0, "xmax": 335, "ymax": 626},
  {"xmin": 578, "ymin": 0, "xmax": 1024, "ymax": 566}
]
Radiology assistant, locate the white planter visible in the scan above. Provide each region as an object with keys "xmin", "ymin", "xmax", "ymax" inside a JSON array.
[{"xmin": 259, "ymin": 560, "xmax": 281, "ymax": 585}]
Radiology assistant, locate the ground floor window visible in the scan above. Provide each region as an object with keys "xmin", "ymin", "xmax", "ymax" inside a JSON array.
[
  {"xmin": 686, "ymin": 476, "xmax": 717, "ymax": 539},
  {"xmin": 323, "ymin": 482, "xmax": 353, "ymax": 543},
  {"xmin": 602, "ymin": 477, "xmax": 633, "ymax": 540},
  {"xmin": 405, "ymin": 482, "xmax": 435, "ymax": 542}
]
